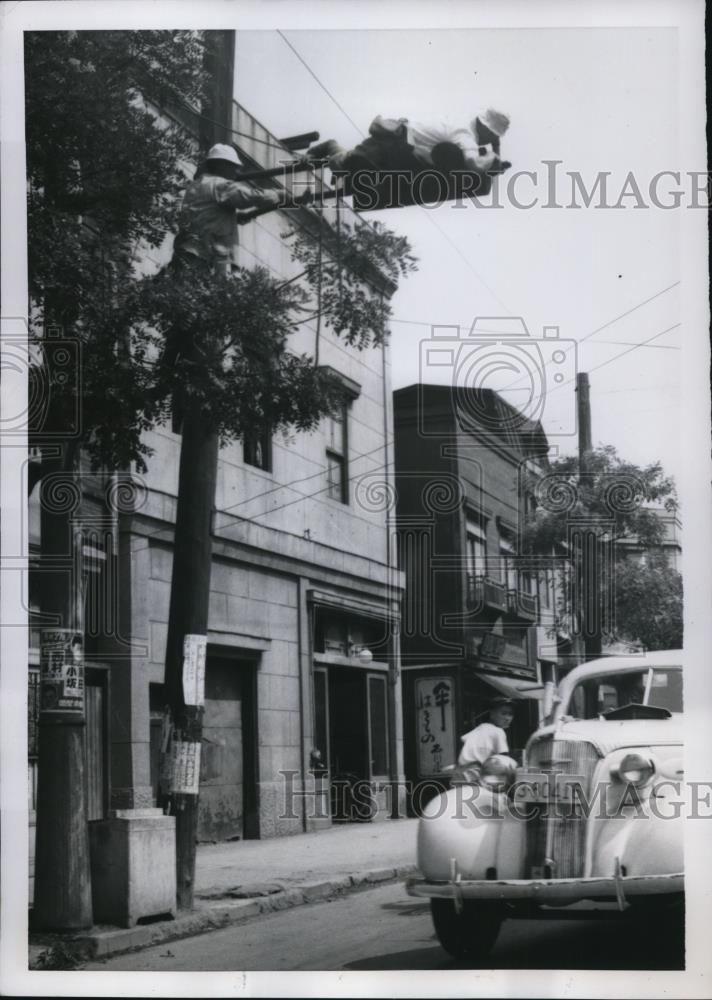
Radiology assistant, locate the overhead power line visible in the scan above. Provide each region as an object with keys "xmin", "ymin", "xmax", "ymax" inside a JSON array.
[
  {"xmin": 276, "ymin": 31, "xmax": 364, "ymax": 138},
  {"xmin": 274, "ymin": 29, "xmax": 515, "ymax": 315}
]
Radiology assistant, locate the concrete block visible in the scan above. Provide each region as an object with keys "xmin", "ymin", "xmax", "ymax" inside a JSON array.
[
  {"xmin": 266, "ymin": 673, "xmax": 300, "ymax": 712},
  {"xmin": 149, "ymin": 545, "xmax": 172, "ymax": 582},
  {"xmin": 149, "ymin": 621, "xmax": 168, "ymax": 664},
  {"xmin": 207, "ymin": 591, "xmax": 229, "ymax": 631},
  {"xmin": 262, "ymin": 640, "xmax": 299, "ymax": 676},
  {"xmin": 248, "ymin": 572, "xmax": 297, "ymax": 607},
  {"xmin": 210, "ymin": 561, "xmax": 250, "ymax": 598},
  {"xmin": 89, "ymin": 810, "xmax": 176, "ymax": 928},
  {"xmin": 265, "ymin": 603, "xmax": 299, "ymax": 642},
  {"xmin": 257, "ymin": 708, "xmax": 290, "ymax": 748}
]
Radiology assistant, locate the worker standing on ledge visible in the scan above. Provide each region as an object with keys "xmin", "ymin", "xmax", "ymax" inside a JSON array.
[{"xmin": 172, "ymin": 143, "xmax": 313, "ymax": 275}]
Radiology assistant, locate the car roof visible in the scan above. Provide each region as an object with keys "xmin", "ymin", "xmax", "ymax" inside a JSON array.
[{"xmin": 557, "ymin": 651, "xmax": 682, "ymax": 706}]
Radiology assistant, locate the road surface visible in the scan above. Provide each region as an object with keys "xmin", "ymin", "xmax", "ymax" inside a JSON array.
[{"xmin": 85, "ymin": 881, "xmax": 684, "ymax": 972}]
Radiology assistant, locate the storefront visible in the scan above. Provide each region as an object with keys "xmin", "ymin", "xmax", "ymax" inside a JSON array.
[{"xmin": 310, "ymin": 596, "xmax": 400, "ymax": 822}]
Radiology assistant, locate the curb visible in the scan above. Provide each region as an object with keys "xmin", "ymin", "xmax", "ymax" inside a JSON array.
[{"xmin": 29, "ymin": 864, "xmax": 418, "ymax": 967}]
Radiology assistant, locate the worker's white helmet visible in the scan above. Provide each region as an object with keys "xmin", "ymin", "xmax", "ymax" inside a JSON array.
[
  {"xmin": 206, "ymin": 143, "xmax": 242, "ymax": 167},
  {"xmin": 472, "ymin": 109, "xmax": 510, "ymax": 138}
]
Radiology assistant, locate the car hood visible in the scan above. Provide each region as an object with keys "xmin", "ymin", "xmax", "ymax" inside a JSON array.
[{"xmin": 532, "ymin": 716, "xmax": 683, "ymax": 756}]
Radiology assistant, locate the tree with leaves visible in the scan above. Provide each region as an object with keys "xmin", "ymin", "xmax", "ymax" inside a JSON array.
[
  {"xmin": 613, "ymin": 550, "xmax": 683, "ymax": 650},
  {"xmin": 26, "ymin": 30, "xmax": 416, "ymax": 473},
  {"xmin": 523, "ymin": 445, "xmax": 680, "ymax": 655},
  {"xmin": 26, "ymin": 28, "xmax": 417, "ymax": 926}
]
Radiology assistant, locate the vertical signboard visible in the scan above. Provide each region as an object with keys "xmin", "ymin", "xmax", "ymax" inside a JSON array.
[
  {"xmin": 415, "ymin": 676, "xmax": 456, "ymax": 776},
  {"xmin": 39, "ymin": 629, "xmax": 85, "ymax": 721}
]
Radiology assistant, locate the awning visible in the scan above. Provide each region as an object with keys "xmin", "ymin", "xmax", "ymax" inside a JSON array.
[{"xmin": 477, "ymin": 673, "xmax": 544, "ymax": 701}]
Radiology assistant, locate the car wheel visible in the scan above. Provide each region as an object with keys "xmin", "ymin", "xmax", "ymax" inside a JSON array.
[{"xmin": 430, "ymin": 898, "xmax": 503, "ymax": 961}]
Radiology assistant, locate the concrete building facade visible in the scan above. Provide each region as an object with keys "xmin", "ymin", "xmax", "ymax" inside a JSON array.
[
  {"xmin": 28, "ymin": 45, "xmax": 405, "ymax": 900},
  {"xmin": 393, "ymin": 383, "xmax": 577, "ymax": 801},
  {"xmin": 109, "ymin": 101, "xmax": 405, "ymax": 838}
]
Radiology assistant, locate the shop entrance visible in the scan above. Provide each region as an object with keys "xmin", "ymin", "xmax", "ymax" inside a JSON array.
[{"xmin": 314, "ymin": 665, "xmax": 390, "ymax": 821}]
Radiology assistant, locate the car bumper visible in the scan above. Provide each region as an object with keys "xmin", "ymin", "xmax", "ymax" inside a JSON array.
[{"xmin": 406, "ymin": 872, "xmax": 683, "ymax": 906}]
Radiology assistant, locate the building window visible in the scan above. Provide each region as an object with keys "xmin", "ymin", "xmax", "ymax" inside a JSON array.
[
  {"xmin": 524, "ymin": 492, "xmax": 537, "ymax": 518},
  {"xmin": 466, "ymin": 516, "xmax": 487, "ymax": 577},
  {"xmin": 325, "ymin": 403, "xmax": 348, "ymax": 503},
  {"xmin": 244, "ymin": 426, "xmax": 272, "ymax": 472},
  {"xmin": 539, "ymin": 568, "xmax": 552, "ymax": 609},
  {"xmin": 498, "ymin": 530, "xmax": 517, "ymax": 591}
]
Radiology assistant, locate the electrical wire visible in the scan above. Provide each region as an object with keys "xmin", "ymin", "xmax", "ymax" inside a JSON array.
[
  {"xmin": 274, "ymin": 30, "xmax": 514, "ymax": 315},
  {"xmin": 276, "ymin": 31, "xmax": 364, "ymax": 138},
  {"xmin": 388, "ymin": 317, "xmax": 681, "ymax": 350}
]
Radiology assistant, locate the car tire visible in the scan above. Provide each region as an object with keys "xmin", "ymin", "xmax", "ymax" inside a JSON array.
[{"xmin": 430, "ymin": 898, "xmax": 503, "ymax": 961}]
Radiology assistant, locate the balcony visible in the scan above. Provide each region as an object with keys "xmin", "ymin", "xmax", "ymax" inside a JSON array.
[
  {"xmin": 507, "ymin": 588, "xmax": 539, "ymax": 620},
  {"xmin": 466, "ymin": 575, "xmax": 508, "ymax": 613}
]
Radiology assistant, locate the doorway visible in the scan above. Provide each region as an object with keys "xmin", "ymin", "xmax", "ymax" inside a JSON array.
[
  {"xmin": 197, "ymin": 653, "xmax": 258, "ymax": 842},
  {"xmin": 314, "ymin": 665, "xmax": 390, "ymax": 821}
]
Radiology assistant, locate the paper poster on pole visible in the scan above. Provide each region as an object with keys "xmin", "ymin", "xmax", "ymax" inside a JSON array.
[
  {"xmin": 182, "ymin": 633, "xmax": 207, "ymax": 706},
  {"xmin": 39, "ymin": 629, "xmax": 85, "ymax": 720},
  {"xmin": 169, "ymin": 740, "xmax": 201, "ymax": 795}
]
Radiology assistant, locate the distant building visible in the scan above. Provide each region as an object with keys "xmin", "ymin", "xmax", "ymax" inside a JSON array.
[
  {"xmin": 617, "ymin": 507, "xmax": 682, "ymax": 571},
  {"xmin": 394, "ymin": 384, "xmax": 580, "ymax": 799}
]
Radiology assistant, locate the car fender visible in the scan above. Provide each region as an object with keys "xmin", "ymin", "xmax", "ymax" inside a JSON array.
[
  {"xmin": 588, "ymin": 783, "xmax": 684, "ymax": 878},
  {"xmin": 417, "ymin": 785, "xmax": 526, "ymax": 881}
]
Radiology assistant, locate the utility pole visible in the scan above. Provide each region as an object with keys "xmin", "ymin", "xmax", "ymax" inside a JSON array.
[
  {"xmin": 575, "ymin": 371, "xmax": 602, "ymax": 659},
  {"xmin": 577, "ymin": 371, "xmax": 592, "ymax": 469},
  {"xmin": 161, "ymin": 398, "xmax": 219, "ymax": 908},
  {"xmin": 33, "ymin": 446, "xmax": 92, "ymax": 929},
  {"xmin": 159, "ymin": 29, "xmax": 232, "ymax": 910}
]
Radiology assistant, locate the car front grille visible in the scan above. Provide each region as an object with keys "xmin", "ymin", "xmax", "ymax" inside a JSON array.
[{"xmin": 524, "ymin": 738, "xmax": 600, "ymax": 878}]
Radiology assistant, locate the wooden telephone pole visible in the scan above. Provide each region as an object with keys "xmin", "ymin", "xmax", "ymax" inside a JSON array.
[
  {"xmin": 159, "ymin": 30, "xmax": 233, "ymax": 910},
  {"xmin": 33, "ymin": 344, "xmax": 92, "ymax": 927},
  {"xmin": 576, "ymin": 371, "xmax": 602, "ymax": 659}
]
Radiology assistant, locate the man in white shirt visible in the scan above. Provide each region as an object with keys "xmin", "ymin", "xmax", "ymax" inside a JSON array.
[{"xmin": 458, "ymin": 697, "xmax": 515, "ymax": 768}]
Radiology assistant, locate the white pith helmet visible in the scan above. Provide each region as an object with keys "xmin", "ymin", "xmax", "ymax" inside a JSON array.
[
  {"xmin": 206, "ymin": 143, "xmax": 242, "ymax": 167},
  {"xmin": 472, "ymin": 109, "xmax": 510, "ymax": 138}
]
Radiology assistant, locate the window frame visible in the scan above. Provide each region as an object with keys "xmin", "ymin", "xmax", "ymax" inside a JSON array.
[
  {"xmin": 325, "ymin": 400, "xmax": 349, "ymax": 504},
  {"xmin": 243, "ymin": 424, "xmax": 273, "ymax": 473}
]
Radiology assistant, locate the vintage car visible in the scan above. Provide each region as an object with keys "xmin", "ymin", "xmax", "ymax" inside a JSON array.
[{"xmin": 406, "ymin": 651, "xmax": 684, "ymax": 960}]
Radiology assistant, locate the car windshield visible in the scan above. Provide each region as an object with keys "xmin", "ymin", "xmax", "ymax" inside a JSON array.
[{"xmin": 566, "ymin": 667, "xmax": 683, "ymax": 720}]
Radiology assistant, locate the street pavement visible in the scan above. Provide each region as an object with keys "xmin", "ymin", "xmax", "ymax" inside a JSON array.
[
  {"xmin": 30, "ymin": 817, "xmax": 420, "ymax": 966},
  {"xmin": 85, "ymin": 880, "xmax": 685, "ymax": 972},
  {"xmin": 195, "ymin": 816, "xmax": 418, "ymax": 894}
]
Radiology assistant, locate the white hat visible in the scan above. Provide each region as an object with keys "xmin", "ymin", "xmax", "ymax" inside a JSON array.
[
  {"xmin": 473, "ymin": 109, "xmax": 510, "ymax": 138},
  {"xmin": 206, "ymin": 143, "xmax": 242, "ymax": 166}
]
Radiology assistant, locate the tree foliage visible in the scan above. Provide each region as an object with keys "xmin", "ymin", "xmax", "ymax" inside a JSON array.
[
  {"xmin": 613, "ymin": 551, "xmax": 683, "ymax": 650},
  {"xmin": 25, "ymin": 30, "xmax": 417, "ymax": 473},
  {"xmin": 521, "ymin": 445, "xmax": 681, "ymax": 650},
  {"xmin": 26, "ymin": 30, "xmax": 207, "ymax": 306},
  {"xmin": 522, "ymin": 445, "xmax": 678, "ymax": 555}
]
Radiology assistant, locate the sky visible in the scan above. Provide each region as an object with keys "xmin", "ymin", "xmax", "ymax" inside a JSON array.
[{"xmin": 234, "ymin": 27, "xmax": 686, "ymax": 485}]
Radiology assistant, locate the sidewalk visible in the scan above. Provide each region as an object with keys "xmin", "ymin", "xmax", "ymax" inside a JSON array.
[{"xmin": 29, "ymin": 818, "xmax": 420, "ymax": 967}]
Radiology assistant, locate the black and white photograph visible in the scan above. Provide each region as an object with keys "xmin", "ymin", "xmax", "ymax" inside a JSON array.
[{"xmin": 1, "ymin": 1, "xmax": 710, "ymax": 997}]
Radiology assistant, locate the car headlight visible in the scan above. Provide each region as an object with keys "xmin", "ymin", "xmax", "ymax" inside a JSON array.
[
  {"xmin": 480, "ymin": 754, "xmax": 518, "ymax": 792},
  {"xmin": 616, "ymin": 752, "xmax": 655, "ymax": 787}
]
